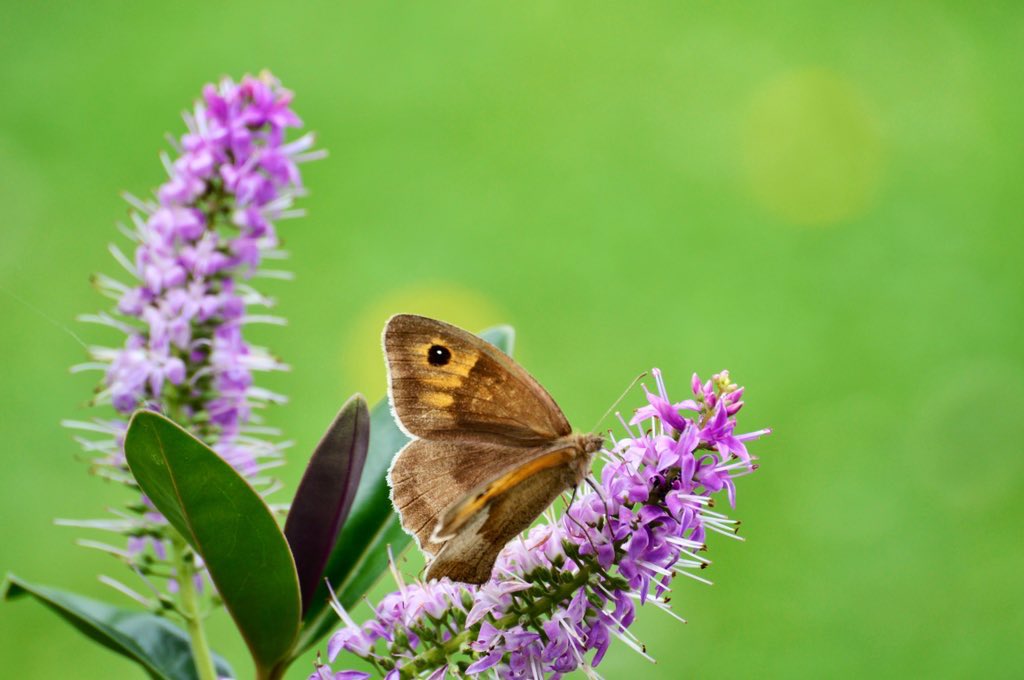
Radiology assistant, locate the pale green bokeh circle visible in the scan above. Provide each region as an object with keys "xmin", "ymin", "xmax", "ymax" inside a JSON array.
[
  {"xmin": 908, "ymin": 359, "xmax": 1024, "ymax": 511},
  {"xmin": 741, "ymin": 68, "xmax": 884, "ymax": 226}
]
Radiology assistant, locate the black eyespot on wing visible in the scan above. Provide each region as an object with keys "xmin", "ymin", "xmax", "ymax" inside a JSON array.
[{"xmin": 427, "ymin": 344, "xmax": 452, "ymax": 366}]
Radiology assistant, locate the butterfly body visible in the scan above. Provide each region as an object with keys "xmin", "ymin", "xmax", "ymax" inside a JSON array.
[{"xmin": 383, "ymin": 314, "xmax": 602, "ymax": 584}]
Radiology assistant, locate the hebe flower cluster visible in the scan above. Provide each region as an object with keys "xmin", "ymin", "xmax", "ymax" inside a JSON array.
[
  {"xmin": 63, "ymin": 73, "xmax": 320, "ymax": 577},
  {"xmin": 317, "ymin": 369, "xmax": 769, "ymax": 679},
  {"xmin": 67, "ymin": 73, "xmax": 321, "ymax": 477}
]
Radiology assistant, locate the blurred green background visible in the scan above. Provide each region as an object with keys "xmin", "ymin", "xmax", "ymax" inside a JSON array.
[{"xmin": 2, "ymin": 1, "xmax": 1022, "ymax": 677}]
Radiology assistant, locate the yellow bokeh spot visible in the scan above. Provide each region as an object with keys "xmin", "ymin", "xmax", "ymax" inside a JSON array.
[
  {"xmin": 741, "ymin": 68, "xmax": 883, "ymax": 226},
  {"xmin": 342, "ymin": 283, "xmax": 509, "ymax": 402}
]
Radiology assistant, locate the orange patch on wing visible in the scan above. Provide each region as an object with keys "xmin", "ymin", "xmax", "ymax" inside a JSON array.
[
  {"xmin": 420, "ymin": 391, "xmax": 455, "ymax": 408},
  {"xmin": 422, "ymin": 374, "xmax": 464, "ymax": 389}
]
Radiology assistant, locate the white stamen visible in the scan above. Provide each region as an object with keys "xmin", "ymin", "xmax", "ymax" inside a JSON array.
[
  {"xmin": 195, "ymin": 102, "xmax": 211, "ymax": 135},
  {"xmin": 252, "ymin": 460, "xmax": 286, "ymax": 475},
  {"xmin": 92, "ymin": 273, "xmax": 130, "ymax": 294},
  {"xmin": 615, "ymin": 411, "xmax": 639, "ymax": 439},
  {"xmin": 494, "ymin": 567, "xmax": 530, "ymax": 586},
  {"xmin": 704, "ymin": 524, "xmax": 745, "ymax": 541},
  {"xmin": 701, "ymin": 518, "xmax": 740, "ymax": 533},
  {"xmin": 107, "ymin": 243, "xmax": 138, "ymax": 276},
  {"xmin": 70, "ymin": 362, "xmax": 108, "ymax": 374},
  {"xmin": 130, "ymin": 211, "xmax": 148, "ymax": 234},
  {"xmin": 187, "ymin": 367, "xmax": 213, "ymax": 386},
  {"xmin": 60, "ymin": 419, "xmax": 120, "ymax": 434},
  {"xmin": 68, "ymin": 436, "xmax": 117, "ymax": 453},
  {"xmin": 325, "ymin": 580, "xmax": 360, "ymax": 629},
  {"xmin": 55, "ymin": 518, "xmax": 135, "ymax": 532},
  {"xmin": 121, "ymin": 192, "xmax": 153, "ymax": 214},
  {"xmin": 281, "ymin": 132, "xmax": 317, "ymax": 155},
  {"xmin": 241, "ymin": 314, "xmax": 287, "ymax": 326},
  {"xmin": 673, "ymin": 567, "xmax": 713, "ymax": 585},
  {"xmin": 626, "ymin": 592, "xmax": 688, "ymax": 623},
  {"xmin": 116, "ymin": 220, "xmax": 139, "ymax": 243},
  {"xmin": 247, "ymin": 387, "xmax": 289, "ymax": 403},
  {"xmin": 99, "ymin": 575, "xmax": 155, "ymax": 609},
  {"xmin": 676, "ymin": 549, "xmax": 711, "ymax": 565},
  {"xmin": 160, "ymin": 151, "xmax": 175, "ymax": 177},
  {"xmin": 91, "ymin": 468, "xmax": 136, "ymax": 485},
  {"xmin": 635, "ymin": 559, "xmax": 676, "ymax": 578},
  {"xmin": 164, "ymin": 132, "xmax": 182, "ymax": 153},
  {"xmin": 387, "ymin": 545, "xmax": 406, "ymax": 591},
  {"xmin": 673, "ymin": 557, "xmax": 705, "ymax": 570},
  {"xmin": 76, "ymin": 313, "xmax": 138, "ymax": 334},
  {"xmin": 76, "ymin": 539, "xmax": 134, "ymax": 560},
  {"xmin": 251, "ymin": 269, "xmax": 295, "ymax": 280},
  {"xmin": 664, "ymin": 536, "xmax": 706, "ymax": 551},
  {"xmin": 294, "ymin": 149, "xmax": 329, "ymax": 163},
  {"xmin": 716, "ymin": 459, "xmax": 750, "ymax": 471},
  {"xmin": 237, "ymin": 287, "xmax": 275, "ymax": 308},
  {"xmin": 608, "ymin": 625, "xmax": 656, "ymax": 663},
  {"xmin": 557, "ymin": 617, "xmax": 585, "ymax": 646}
]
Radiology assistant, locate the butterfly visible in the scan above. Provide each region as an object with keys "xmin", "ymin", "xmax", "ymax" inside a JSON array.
[{"xmin": 384, "ymin": 314, "xmax": 604, "ymax": 584}]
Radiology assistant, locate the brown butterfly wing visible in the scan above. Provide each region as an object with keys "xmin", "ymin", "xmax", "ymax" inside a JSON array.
[
  {"xmin": 425, "ymin": 447, "xmax": 580, "ymax": 584},
  {"xmin": 433, "ymin": 445, "xmax": 583, "ymax": 542},
  {"xmin": 387, "ymin": 438, "xmax": 553, "ymax": 556},
  {"xmin": 384, "ymin": 314, "xmax": 588, "ymax": 583},
  {"xmin": 383, "ymin": 314, "xmax": 571, "ymax": 446}
]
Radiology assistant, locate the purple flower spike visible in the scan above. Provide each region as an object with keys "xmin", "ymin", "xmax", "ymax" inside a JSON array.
[
  {"xmin": 318, "ymin": 369, "xmax": 769, "ymax": 678},
  {"xmin": 65, "ymin": 72, "xmax": 320, "ymax": 583}
]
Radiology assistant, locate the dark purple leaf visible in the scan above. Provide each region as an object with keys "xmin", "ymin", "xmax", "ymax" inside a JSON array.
[{"xmin": 284, "ymin": 394, "xmax": 370, "ymax": 615}]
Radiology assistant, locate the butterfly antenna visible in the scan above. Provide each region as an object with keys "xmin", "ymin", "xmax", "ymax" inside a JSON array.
[
  {"xmin": 590, "ymin": 371, "xmax": 647, "ymax": 432},
  {"xmin": 565, "ymin": 483, "xmax": 579, "ymax": 510},
  {"xmin": 562, "ymin": 483, "xmax": 604, "ymax": 559},
  {"xmin": 386, "ymin": 544, "xmax": 407, "ymax": 590}
]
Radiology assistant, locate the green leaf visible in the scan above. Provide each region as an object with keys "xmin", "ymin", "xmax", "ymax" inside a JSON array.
[
  {"xmin": 292, "ymin": 324, "xmax": 516, "ymax": 657},
  {"xmin": 2, "ymin": 574, "xmax": 234, "ymax": 680},
  {"xmin": 124, "ymin": 412, "xmax": 301, "ymax": 673},
  {"xmin": 284, "ymin": 394, "xmax": 370, "ymax": 615}
]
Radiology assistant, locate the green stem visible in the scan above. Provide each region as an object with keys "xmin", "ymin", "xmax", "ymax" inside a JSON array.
[
  {"xmin": 172, "ymin": 535, "xmax": 218, "ymax": 680},
  {"xmin": 401, "ymin": 567, "xmax": 594, "ymax": 678},
  {"xmin": 259, "ymin": 658, "xmax": 295, "ymax": 680}
]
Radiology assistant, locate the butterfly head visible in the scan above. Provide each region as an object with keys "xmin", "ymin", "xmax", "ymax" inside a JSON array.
[
  {"xmin": 565, "ymin": 432, "xmax": 604, "ymax": 482},
  {"xmin": 577, "ymin": 432, "xmax": 604, "ymax": 455}
]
